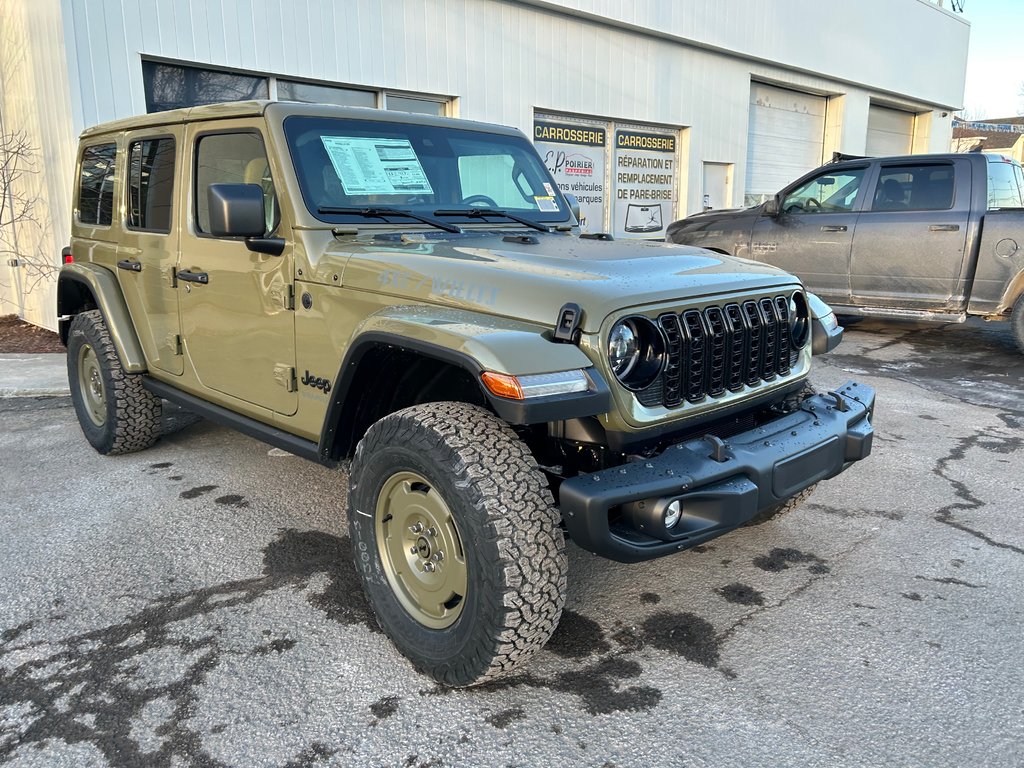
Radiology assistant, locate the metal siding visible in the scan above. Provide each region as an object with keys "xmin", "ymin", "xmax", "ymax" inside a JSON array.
[{"xmin": 2, "ymin": 0, "xmax": 967, "ymax": 328}]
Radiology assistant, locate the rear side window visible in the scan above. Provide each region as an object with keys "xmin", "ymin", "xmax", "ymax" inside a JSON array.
[
  {"xmin": 987, "ymin": 161, "xmax": 1024, "ymax": 209},
  {"xmin": 127, "ymin": 138, "xmax": 176, "ymax": 232},
  {"xmin": 78, "ymin": 143, "xmax": 117, "ymax": 226},
  {"xmin": 194, "ymin": 132, "xmax": 277, "ymax": 234},
  {"xmin": 872, "ymin": 164, "xmax": 955, "ymax": 212}
]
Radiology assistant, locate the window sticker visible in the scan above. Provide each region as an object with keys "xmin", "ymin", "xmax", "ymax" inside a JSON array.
[
  {"xmin": 534, "ymin": 195, "xmax": 558, "ymax": 212},
  {"xmin": 320, "ymin": 136, "xmax": 433, "ymax": 195},
  {"xmin": 543, "ymin": 182, "xmax": 555, "ymax": 196}
]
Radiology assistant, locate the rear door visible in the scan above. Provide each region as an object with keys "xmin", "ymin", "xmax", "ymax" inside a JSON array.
[
  {"xmin": 850, "ymin": 159, "xmax": 971, "ymax": 310},
  {"xmin": 116, "ymin": 128, "xmax": 183, "ymax": 375},
  {"xmin": 749, "ymin": 165, "xmax": 869, "ymax": 304}
]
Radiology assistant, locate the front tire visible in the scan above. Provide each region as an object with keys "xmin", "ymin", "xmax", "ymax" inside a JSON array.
[
  {"xmin": 66, "ymin": 310, "xmax": 162, "ymax": 455},
  {"xmin": 348, "ymin": 401, "xmax": 567, "ymax": 687}
]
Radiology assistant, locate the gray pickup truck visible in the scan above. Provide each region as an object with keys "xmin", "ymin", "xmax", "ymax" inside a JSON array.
[{"xmin": 667, "ymin": 153, "xmax": 1024, "ymax": 352}]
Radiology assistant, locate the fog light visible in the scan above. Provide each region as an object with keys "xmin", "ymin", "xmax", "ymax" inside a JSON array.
[{"xmin": 664, "ymin": 500, "xmax": 682, "ymax": 529}]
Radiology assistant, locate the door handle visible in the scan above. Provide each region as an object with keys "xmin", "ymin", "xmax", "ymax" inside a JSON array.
[
  {"xmin": 929, "ymin": 224, "xmax": 960, "ymax": 232},
  {"xmin": 116, "ymin": 259, "xmax": 142, "ymax": 272},
  {"xmin": 820, "ymin": 225, "xmax": 847, "ymax": 232},
  {"xmin": 177, "ymin": 270, "xmax": 209, "ymax": 284}
]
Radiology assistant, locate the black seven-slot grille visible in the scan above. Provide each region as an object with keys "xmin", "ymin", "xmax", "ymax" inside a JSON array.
[{"xmin": 638, "ymin": 295, "xmax": 795, "ymax": 409}]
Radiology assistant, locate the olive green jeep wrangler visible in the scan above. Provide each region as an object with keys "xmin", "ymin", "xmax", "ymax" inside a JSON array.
[{"xmin": 59, "ymin": 101, "xmax": 874, "ymax": 686}]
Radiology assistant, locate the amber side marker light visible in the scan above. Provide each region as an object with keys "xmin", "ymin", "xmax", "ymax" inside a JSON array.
[{"xmin": 481, "ymin": 370, "xmax": 589, "ymax": 400}]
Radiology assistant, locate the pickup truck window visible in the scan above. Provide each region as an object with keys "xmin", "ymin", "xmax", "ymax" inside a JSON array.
[
  {"xmin": 782, "ymin": 169, "xmax": 865, "ymax": 214},
  {"xmin": 987, "ymin": 161, "xmax": 1024, "ymax": 209},
  {"xmin": 77, "ymin": 143, "xmax": 117, "ymax": 227},
  {"xmin": 871, "ymin": 164, "xmax": 954, "ymax": 212},
  {"xmin": 127, "ymin": 138, "xmax": 175, "ymax": 233}
]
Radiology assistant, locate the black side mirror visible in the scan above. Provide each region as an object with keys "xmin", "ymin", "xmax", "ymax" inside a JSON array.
[
  {"xmin": 563, "ymin": 192, "xmax": 582, "ymax": 224},
  {"xmin": 207, "ymin": 183, "xmax": 266, "ymax": 238},
  {"xmin": 763, "ymin": 195, "xmax": 781, "ymax": 217}
]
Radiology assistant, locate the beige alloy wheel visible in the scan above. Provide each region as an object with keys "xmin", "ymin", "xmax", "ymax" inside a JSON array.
[
  {"xmin": 77, "ymin": 343, "xmax": 107, "ymax": 427},
  {"xmin": 375, "ymin": 470, "xmax": 468, "ymax": 629}
]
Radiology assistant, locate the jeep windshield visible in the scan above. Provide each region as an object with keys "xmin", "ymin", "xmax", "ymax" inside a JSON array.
[{"xmin": 283, "ymin": 116, "xmax": 570, "ymax": 227}]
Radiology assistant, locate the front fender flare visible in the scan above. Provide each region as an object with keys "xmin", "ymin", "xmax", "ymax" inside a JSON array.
[{"xmin": 58, "ymin": 263, "xmax": 147, "ymax": 372}]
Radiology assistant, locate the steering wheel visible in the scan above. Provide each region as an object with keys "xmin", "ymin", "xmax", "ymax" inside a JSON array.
[
  {"xmin": 459, "ymin": 194, "xmax": 499, "ymax": 208},
  {"xmin": 805, "ymin": 198, "xmax": 821, "ymax": 210}
]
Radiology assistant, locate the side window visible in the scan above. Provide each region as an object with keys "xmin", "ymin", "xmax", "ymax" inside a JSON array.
[
  {"xmin": 1015, "ymin": 165, "xmax": 1024, "ymax": 203},
  {"xmin": 195, "ymin": 133, "xmax": 277, "ymax": 234},
  {"xmin": 872, "ymin": 164, "xmax": 955, "ymax": 212},
  {"xmin": 127, "ymin": 138, "xmax": 176, "ymax": 232},
  {"xmin": 782, "ymin": 169, "xmax": 865, "ymax": 214},
  {"xmin": 78, "ymin": 143, "xmax": 117, "ymax": 226},
  {"xmin": 987, "ymin": 161, "xmax": 1024, "ymax": 209}
]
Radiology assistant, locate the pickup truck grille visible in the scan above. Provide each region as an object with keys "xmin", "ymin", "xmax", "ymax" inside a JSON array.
[{"xmin": 639, "ymin": 295, "xmax": 795, "ymax": 409}]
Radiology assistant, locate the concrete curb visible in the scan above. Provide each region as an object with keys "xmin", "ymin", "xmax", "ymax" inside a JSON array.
[{"xmin": 0, "ymin": 353, "xmax": 70, "ymax": 398}]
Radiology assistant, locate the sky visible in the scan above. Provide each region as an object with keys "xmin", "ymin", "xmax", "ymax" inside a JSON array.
[{"xmin": 960, "ymin": 0, "xmax": 1024, "ymax": 119}]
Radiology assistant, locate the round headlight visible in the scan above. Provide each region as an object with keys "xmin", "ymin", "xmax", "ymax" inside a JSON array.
[
  {"xmin": 607, "ymin": 317, "xmax": 665, "ymax": 391},
  {"xmin": 608, "ymin": 320, "xmax": 640, "ymax": 377},
  {"xmin": 790, "ymin": 291, "xmax": 810, "ymax": 349}
]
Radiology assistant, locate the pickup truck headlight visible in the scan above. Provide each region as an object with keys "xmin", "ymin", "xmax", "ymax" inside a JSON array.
[{"xmin": 607, "ymin": 316, "xmax": 664, "ymax": 391}]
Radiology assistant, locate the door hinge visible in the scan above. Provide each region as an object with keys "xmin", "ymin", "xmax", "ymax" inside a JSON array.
[
  {"xmin": 286, "ymin": 284, "xmax": 295, "ymax": 310},
  {"xmin": 173, "ymin": 334, "xmax": 183, "ymax": 355},
  {"xmin": 274, "ymin": 364, "xmax": 297, "ymax": 391},
  {"xmin": 170, "ymin": 266, "xmax": 178, "ymax": 287}
]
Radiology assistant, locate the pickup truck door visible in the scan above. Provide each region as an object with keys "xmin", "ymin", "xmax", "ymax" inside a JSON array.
[
  {"xmin": 748, "ymin": 165, "xmax": 868, "ymax": 305},
  {"xmin": 115, "ymin": 128, "xmax": 184, "ymax": 375},
  {"xmin": 177, "ymin": 123, "xmax": 297, "ymax": 416},
  {"xmin": 849, "ymin": 158, "xmax": 971, "ymax": 310}
]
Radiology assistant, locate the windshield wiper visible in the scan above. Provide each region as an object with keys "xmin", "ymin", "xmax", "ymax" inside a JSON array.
[
  {"xmin": 317, "ymin": 207, "xmax": 463, "ymax": 234},
  {"xmin": 433, "ymin": 208, "xmax": 552, "ymax": 233}
]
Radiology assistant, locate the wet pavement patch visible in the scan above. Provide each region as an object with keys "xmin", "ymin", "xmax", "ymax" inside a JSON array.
[
  {"xmin": 753, "ymin": 548, "xmax": 830, "ymax": 574},
  {"xmin": 370, "ymin": 695, "xmax": 400, "ymax": 722},
  {"xmin": 545, "ymin": 610, "xmax": 612, "ymax": 659},
  {"xmin": 485, "ymin": 706, "xmax": 525, "ymax": 729},
  {"xmin": 214, "ymin": 494, "xmax": 249, "ymax": 508},
  {"xmin": 639, "ymin": 592, "xmax": 661, "ymax": 605},
  {"xmin": 640, "ymin": 611, "xmax": 720, "ymax": 669},
  {"xmin": 180, "ymin": 484, "xmax": 218, "ymax": 500},
  {"xmin": 716, "ymin": 583, "xmax": 765, "ymax": 606},
  {"xmin": 902, "ymin": 592, "xmax": 924, "ymax": 601}
]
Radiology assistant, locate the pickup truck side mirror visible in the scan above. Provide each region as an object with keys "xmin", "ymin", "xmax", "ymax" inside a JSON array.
[
  {"xmin": 207, "ymin": 183, "xmax": 267, "ymax": 238},
  {"xmin": 563, "ymin": 192, "xmax": 582, "ymax": 224},
  {"xmin": 763, "ymin": 195, "xmax": 781, "ymax": 217}
]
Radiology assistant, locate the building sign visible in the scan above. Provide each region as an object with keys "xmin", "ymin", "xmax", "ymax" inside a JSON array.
[
  {"xmin": 612, "ymin": 128, "xmax": 678, "ymax": 239},
  {"xmin": 534, "ymin": 119, "xmax": 607, "ymax": 233}
]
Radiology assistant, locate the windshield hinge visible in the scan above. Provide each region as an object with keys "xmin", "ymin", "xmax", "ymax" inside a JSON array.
[{"xmin": 554, "ymin": 302, "xmax": 583, "ymax": 344}]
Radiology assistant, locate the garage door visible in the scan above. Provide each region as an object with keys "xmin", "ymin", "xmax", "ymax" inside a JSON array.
[
  {"xmin": 866, "ymin": 105, "xmax": 915, "ymax": 156},
  {"xmin": 745, "ymin": 83, "xmax": 826, "ymax": 206}
]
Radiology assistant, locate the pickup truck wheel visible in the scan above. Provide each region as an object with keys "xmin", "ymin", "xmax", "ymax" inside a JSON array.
[
  {"xmin": 66, "ymin": 310, "xmax": 162, "ymax": 455},
  {"xmin": 1012, "ymin": 294, "xmax": 1024, "ymax": 355},
  {"xmin": 348, "ymin": 401, "xmax": 567, "ymax": 687},
  {"xmin": 744, "ymin": 483, "xmax": 818, "ymax": 527}
]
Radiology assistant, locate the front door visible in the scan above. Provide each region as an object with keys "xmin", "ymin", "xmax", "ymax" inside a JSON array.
[
  {"xmin": 749, "ymin": 165, "xmax": 868, "ymax": 305},
  {"xmin": 178, "ymin": 123, "xmax": 296, "ymax": 415},
  {"xmin": 702, "ymin": 162, "xmax": 732, "ymax": 211},
  {"xmin": 849, "ymin": 159, "xmax": 971, "ymax": 310},
  {"xmin": 116, "ymin": 128, "xmax": 183, "ymax": 374}
]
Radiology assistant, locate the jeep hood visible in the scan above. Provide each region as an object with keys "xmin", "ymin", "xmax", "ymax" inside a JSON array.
[{"xmin": 323, "ymin": 232, "xmax": 799, "ymax": 333}]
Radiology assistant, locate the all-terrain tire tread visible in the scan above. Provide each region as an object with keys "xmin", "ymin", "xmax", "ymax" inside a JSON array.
[
  {"xmin": 349, "ymin": 401, "xmax": 567, "ymax": 687},
  {"xmin": 744, "ymin": 482, "xmax": 818, "ymax": 526},
  {"xmin": 69, "ymin": 310, "xmax": 162, "ymax": 455}
]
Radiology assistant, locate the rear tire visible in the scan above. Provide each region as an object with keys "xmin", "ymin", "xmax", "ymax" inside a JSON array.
[
  {"xmin": 348, "ymin": 401, "xmax": 567, "ymax": 687},
  {"xmin": 1011, "ymin": 294, "xmax": 1024, "ymax": 355},
  {"xmin": 67, "ymin": 310, "xmax": 162, "ymax": 455},
  {"xmin": 744, "ymin": 483, "xmax": 818, "ymax": 527}
]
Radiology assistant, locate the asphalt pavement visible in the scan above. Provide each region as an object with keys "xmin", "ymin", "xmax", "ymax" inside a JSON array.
[{"xmin": 1, "ymin": 319, "xmax": 1022, "ymax": 767}]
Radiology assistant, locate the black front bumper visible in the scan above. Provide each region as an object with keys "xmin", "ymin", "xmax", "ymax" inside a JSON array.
[{"xmin": 559, "ymin": 380, "xmax": 875, "ymax": 563}]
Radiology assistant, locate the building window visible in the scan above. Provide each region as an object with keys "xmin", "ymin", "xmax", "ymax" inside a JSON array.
[
  {"xmin": 78, "ymin": 143, "xmax": 117, "ymax": 226},
  {"xmin": 384, "ymin": 94, "xmax": 447, "ymax": 116},
  {"xmin": 278, "ymin": 80, "xmax": 376, "ymax": 108},
  {"xmin": 127, "ymin": 138, "xmax": 175, "ymax": 232},
  {"xmin": 143, "ymin": 61, "xmax": 268, "ymax": 113}
]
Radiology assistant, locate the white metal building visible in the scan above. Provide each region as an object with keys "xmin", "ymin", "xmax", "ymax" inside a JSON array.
[{"xmin": 0, "ymin": 0, "xmax": 970, "ymax": 330}]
